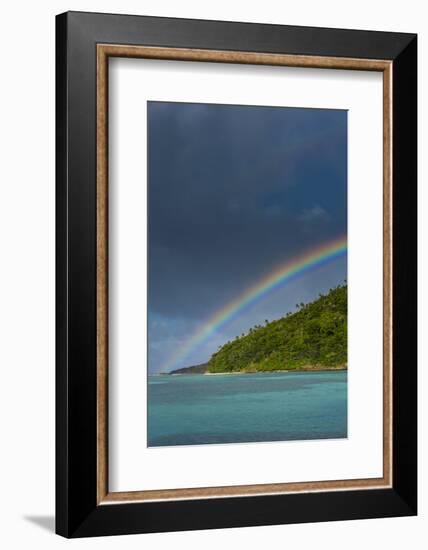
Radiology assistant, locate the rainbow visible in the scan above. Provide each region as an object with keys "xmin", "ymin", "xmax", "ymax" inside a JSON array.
[{"xmin": 163, "ymin": 235, "xmax": 347, "ymax": 372}]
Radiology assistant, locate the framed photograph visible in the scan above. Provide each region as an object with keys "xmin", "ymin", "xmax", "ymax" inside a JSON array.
[{"xmin": 56, "ymin": 11, "xmax": 417, "ymax": 537}]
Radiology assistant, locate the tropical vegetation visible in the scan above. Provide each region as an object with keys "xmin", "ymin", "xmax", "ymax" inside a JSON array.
[{"xmin": 206, "ymin": 283, "xmax": 347, "ymax": 373}]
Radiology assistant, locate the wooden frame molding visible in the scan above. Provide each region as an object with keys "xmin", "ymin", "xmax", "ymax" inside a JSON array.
[{"xmin": 96, "ymin": 44, "xmax": 393, "ymax": 505}]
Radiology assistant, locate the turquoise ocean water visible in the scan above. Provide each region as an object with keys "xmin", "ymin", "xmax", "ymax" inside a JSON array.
[{"xmin": 148, "ymin": 371, "xmax": 347, "ymax": 446}]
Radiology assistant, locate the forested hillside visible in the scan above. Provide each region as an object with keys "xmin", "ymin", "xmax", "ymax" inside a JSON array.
[{"xmin": 207, "ymin": 284, "xmax": 347, "ymax": 373}]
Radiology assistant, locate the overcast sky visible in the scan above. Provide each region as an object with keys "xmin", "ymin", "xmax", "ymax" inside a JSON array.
[{"xmin": 148, "ymin": 101, "xmax": 347, "ymax": 373}]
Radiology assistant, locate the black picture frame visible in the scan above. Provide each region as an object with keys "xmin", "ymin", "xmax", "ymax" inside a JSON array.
[{"xmin": 56, "ymin": 11, "xmax": 417, "ymax": 538}]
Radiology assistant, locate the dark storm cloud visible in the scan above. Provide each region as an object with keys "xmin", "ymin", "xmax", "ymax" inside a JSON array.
[{"xmin": 148, "ymin": 101, "xmax": 347, "ymax": 323}]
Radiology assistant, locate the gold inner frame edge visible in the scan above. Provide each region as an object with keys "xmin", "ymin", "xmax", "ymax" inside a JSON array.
[{"xmin": 96, "ymin": 44, "xmax": 393, "ymax": 505}]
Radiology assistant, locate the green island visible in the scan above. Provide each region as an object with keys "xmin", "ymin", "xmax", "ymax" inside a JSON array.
[{"xmin": 170, "ymin": 284, "xmax": 347, "ymax": 375}]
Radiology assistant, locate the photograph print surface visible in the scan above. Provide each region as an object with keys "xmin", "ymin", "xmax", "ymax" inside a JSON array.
[{"xmin": 147, "ymin": 101, "xmax": 347, "ymax": 447}]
